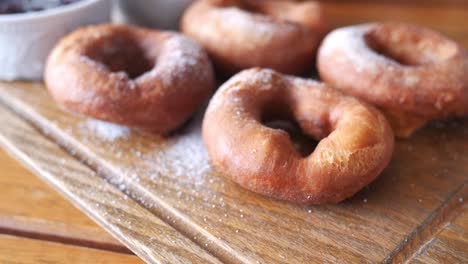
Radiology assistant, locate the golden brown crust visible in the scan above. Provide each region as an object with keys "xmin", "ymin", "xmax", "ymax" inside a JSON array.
[
  {"xmin": 202, "ymin": 68, "xmax": 394, "ymax": 204},
  {"xmin": 45, "ymin": 24, "xmax": 215, "ymax": 134},
  {"xmin": 379, "ymin": 108, "xmax": 428, "ymax": 138},
  {"xmin": 317, "ymin": 22, "xmax": 468, "ymax": 137},
  {"xmin": 181, "ymin": 0, "xmax": 327, "ymax": 76}
]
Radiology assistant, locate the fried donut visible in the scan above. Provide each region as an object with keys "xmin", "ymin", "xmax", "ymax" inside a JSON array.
[
  {"xmin": 203, "ymin": 68, "xmax": 394, "ymax": 204},
  {"xmin": 45, "ymin": 24, "xmax": 214, "ymax": 134},
  {"xmin": 181, "ymin": 0, "xmax": 327, "ymax": 76},
  {"xmin": 317, "ymin": 23, "xmax": 468, "ymax": 137}
]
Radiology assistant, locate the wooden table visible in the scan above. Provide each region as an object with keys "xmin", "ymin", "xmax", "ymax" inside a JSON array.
[
  {"xmin": 0, "ymin": 148, "xmax": 144, "ymax": 263},
  {"xmin": 1, "ymin": 1, "xmax": 467, "ymax": 263}
]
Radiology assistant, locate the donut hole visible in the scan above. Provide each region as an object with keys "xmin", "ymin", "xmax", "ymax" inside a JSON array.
[
  {"xmin": 85, "ymin": 35, "xmax": 155, "ymax": 79},
  {"xmin": 217, "ymin": 1, "xmax": 278, "ymax": 18},
  {"xmin": 365, "ymin": 25, "xmax": 458, "ymax": 65},
  {"xmin": 212, "ymin": 0, "xmax": 267, "ymax": 14},
  {"xmin": 238, "ymin": 2, "xmax": 297, "ymax": 24},
  {"xmin": 239, "ymin": 2, "xmax": 269, "ymax": 16},
  {"xmin": 262, "ymin": 110, "xmax": 318, "ymax": 157}
]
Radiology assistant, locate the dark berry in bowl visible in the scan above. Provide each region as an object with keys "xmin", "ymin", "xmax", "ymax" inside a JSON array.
[{"xmin": 0, "ymin": 0, "xmax": 82, "ymax": 14}]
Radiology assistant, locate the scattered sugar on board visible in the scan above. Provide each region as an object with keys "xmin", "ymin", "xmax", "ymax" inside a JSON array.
[
  {"xmin": 67, "ymin": 110, "xmax": 326, "ymax": 226},
  {"xmin": 79, "ymin": 118, "xmax": 130, "ymax": 141},
  {"xmin": 150, "ymin": 126, "xmax": 212, "ymax": 186},
  {"xmin": 69, "ymin": 113, "xmax": 226, "ymax": 211}
]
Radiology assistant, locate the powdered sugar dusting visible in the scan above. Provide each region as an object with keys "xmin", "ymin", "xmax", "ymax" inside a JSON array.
[
  {"xmin": 289, "ymin": 75, "xmax": 324, "ymax": 88},
  {"xmin": 150, "ymin": 120, "xmax": 211, "ymax": 185},
  {"xmin": 82, "ymin": 118, "xmax": 130, "ymax": 141},
  {"xmin": 217, "ymin": 7, "xmax": 296, "ymax": 47},
  {"xmin": 222, "ymin": 8, "xmax": 277, "ymax": 38},
  {"xmin": 152, "ymin": 34, "xmax": 213, "ymax": 85},
  {"xmin": 319, "ymin": 24, "xmax": 394, "ymax": 74},
  {"xmin": 206, "ymin": 68, "xmax": 277, "ymax": 114},
  {"xmin": 163, "ymin": 35, "xmax": 201, "ymax": 66},
  {"xmin": 77, "ymin": 55, "xmax": 108, "ymax": 71}
]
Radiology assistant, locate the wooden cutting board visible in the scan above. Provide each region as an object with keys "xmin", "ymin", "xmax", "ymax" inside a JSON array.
[
  {"xmin": 0, "ymin": 2, "xmax": 467, "ymax": 263},
  {"xmin": 0, "ymin": 81, "xmax": 466, "ymax": 263}
]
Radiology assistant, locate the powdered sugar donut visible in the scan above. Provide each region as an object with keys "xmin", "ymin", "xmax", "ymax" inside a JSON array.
[
  {"xmin": 317, "ymin": 22, "xmax": 468, "ymax": 137},
  {"xmin": 203, "ymin": 68, "xmax": 394, "ymax": 204},
  {"xmin": 181, "ymin": 0, "xmax": 327, "ymax": 76},
  {"xmin": 45, "ymin": 24, "xmax": 214, "ymax": 134}
]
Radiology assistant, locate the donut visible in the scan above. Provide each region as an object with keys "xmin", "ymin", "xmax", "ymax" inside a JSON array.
[
  {"xmin": 45, "ymin": 24, "xmax": 215, "ymax": 134},
  {"xmin": 202, "ymin": 68, "xmax": 394, "ymax": 204},
  {"xmin": 181, "ymin": 0, "xmax": 327, "ymax": 76},
  {"xmin": 317, "ymin": 22, "xmax": 468, "ymax": 137}
]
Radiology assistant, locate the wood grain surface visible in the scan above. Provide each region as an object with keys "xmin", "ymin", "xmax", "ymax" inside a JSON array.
[
  {"xmin": 0, "ymin": 234, "xmax": 142, "ymax": 264},
  {"xmin": 0, "ymin": 104, "xmax": 221, "ymax": 264},
  {"xmin": 0, "ymin": 1, "xmax": 467, "ymax": 263},
  {"xmin": 411, "ymin": 205, "xmax": 468, "ymax": 263},
  {"xmin": 0, "ymin": 148, "xmax": 126, "ymax": 253}
]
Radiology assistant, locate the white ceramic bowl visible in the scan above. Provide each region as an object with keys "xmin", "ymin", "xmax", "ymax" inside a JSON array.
[
  {"xmin": 0, "ymin": 0, "xmax": 111, "ymax": 81},
  {"xmin": 117, "ymin": 0, "xmax": 192, "ymax": 30}
]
